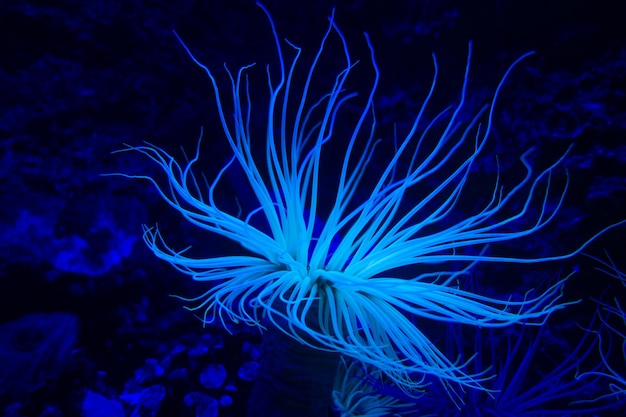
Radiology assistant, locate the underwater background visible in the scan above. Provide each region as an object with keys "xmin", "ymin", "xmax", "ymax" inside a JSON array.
[{"xmin": 1, "ymin": 0, "xmax": 625, "ymax": 416}]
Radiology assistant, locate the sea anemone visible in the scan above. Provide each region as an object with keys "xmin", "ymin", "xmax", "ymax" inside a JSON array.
[
  {"xmin": 575, "ymin": 253, "xmax": 626, "ymax": 406},
  {"xmin": 112, "ymin": 3, "xmax": 621, "ymax": 415},
  {"xmin": 416, "ymin": 306, "xmax": 618, "ymax": 415},
  {"xmin": 332, "ymin": 357, "xmax": 416, "ymax": 417}
]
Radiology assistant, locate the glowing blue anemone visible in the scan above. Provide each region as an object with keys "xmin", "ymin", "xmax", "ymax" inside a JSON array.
[
  {"xmin": 113, "ymin": 3, "xmax": 617, "ymax": 396},
  {"xmin": 332, "ymin": 357, "xmax": 417, "ymax": 417},
  {"xmin": 576, "ymin": 253, "xmax": 626, "ymax": 405},
  {"xmin": 416, "ymin": 313, "xmax": 619, "ymax": 415}
]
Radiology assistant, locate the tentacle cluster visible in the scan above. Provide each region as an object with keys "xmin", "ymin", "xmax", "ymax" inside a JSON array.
[{"xmin": 112, "ymin": 3, "xmax": 613, "ymax": 394}]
